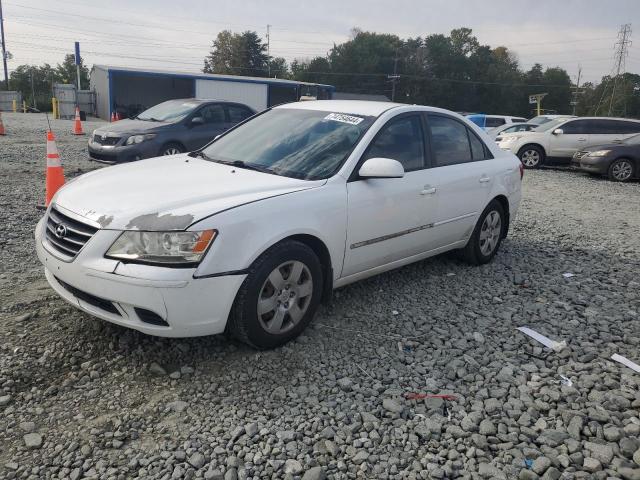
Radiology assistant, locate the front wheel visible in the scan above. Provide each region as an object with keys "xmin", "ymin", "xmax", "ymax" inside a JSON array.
[
  {"xmin": 461, "ymin": 200, "xmax": 506, "ymax": 265},
  {"xmin": 228, "ymin": 240, "xmax": 323, "ymax": 349},
  {"xmin": 160, "ymin": 142, "xmax": 184, "ymax": 156},
  {"xmin": 608, "ymin": 158, "xmax": 634, "ymax": 182},
  {"xmin": 518, "ymin": 145, "xmax": 545, "ymax": 169}
]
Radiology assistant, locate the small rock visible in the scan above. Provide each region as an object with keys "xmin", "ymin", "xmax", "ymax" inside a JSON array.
[
  {"xmin": 167, "ymin": 400, "xmax": 188, "ymax": 413},
  {"xmin": 583, "ymin": 457, "xmax": 602, "ymax": 473},
  {"xmin": 23, "ymin": 433, "xmax": 43, "ymax": 449},
  {"xmin": 19, "ymin": 421, "xmax": 35, "ymax": 432},
  {"xmin": 302, "ymin": 466, "xmax": 326, "ymax": 480},
  {"xmin": 284, "ymin": 459, "xmax": 303, "ymax": 475},
  {"xmin": 383, "ymin": 398, "xmax": 403, "ymax": 414},
  {"xmin": 353, "ymin": 451, "xmax": 369, "ymax": 465},
  {"xmin": 337, "ymin": 377, "xmax": 353, "ymax": 391},
  {"xmin": 532, "ymin": 456, "xmax": 551, "ymax": 475},
  {"xmin": 0, "ymin": 395, "xmax": 11, "ymax": 406},
  {"xmin": 149, "ymin": 362, "xmax": 167, "ymax": 375},
  {"xmin": 189, "ymin": 452, "xmax": 206, "ymax": 469}
]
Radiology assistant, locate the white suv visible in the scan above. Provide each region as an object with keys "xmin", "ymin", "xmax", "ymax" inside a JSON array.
[
  {"xmin": 498, "ymin": 117, "xmax": 640, "ymax": 168},
  {"xmin": 36, "ymin": 101, "xmax": 522, "ymax": 349}
]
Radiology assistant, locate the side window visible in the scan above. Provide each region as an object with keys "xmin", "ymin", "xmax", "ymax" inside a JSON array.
[
  {"xmin": 227, "ymin": 105, "xmax": 252, "ymax": 123},
  {"xmin": 363, "ymin": 115, "xmax": 425, "ymax": 171},
  {"xmin": 485, "ymin": 117, "xmax": 506, "ymax": 128},
  {"xmin": 428, "ymin": 114, "xmax": 473, "ymax": 166},
  {"xmin": 198, "ymin": 104, "xmax": 226, "ymax": 124},
  {"xmin": 468, "ymin": 129, "xmax": 491, "ymax": 160},
  {"xmin": 617, "ymin": 120, "xmax": 640, "ymax": 134},
  {"xmin": 512, "ymin": 117, "xmax": 527, "ymax": 123},
  {"xmin": 560, "ymin": 120, "xmax": 588, "ymax": 134},
  {"xmin": 503, "ymin": 126, "xmax": 518, "ymax": 133}
]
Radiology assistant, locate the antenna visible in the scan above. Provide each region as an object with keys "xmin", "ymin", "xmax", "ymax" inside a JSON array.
[{"xmin": 266, "ymin": 24, "xmax": 271, "ymax": 78}]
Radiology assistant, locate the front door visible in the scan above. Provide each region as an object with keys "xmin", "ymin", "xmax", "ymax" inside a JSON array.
[
  {"xmin": 548, "ymin": 119, "xmax": 590, "ymax": 158},
  {"xmin": 187, "ymin": 103, "xmax": 227, "ymax": 150},
  {"xmin": 342, "ymin": 114, "xmax": 436, "ymax": 277}
]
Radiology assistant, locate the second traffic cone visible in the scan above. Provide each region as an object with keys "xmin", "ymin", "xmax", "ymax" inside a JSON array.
[
  {"xmin": 0, "ymin": 111, "xmax": 5, "ymax": 135},
  {"xmin": 110, "ymin": 112, "xmax": 116, "ymax": 122},
  {"xmin": 72, "ymin": 106, "xmax": 84, "ymax": 135},
  {"xmin": 45, "ymin": 131, "xmax": 65, "ymax": 206}
]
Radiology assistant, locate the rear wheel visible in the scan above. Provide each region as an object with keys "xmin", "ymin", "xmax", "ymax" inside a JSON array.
[
  {"xmin": 160, "ymin": 142, "xmax": 184, "ymax": 156},
  {"xmin": 228, "ymin": 240, "xmax": 323, "ymax": 349},
  {"xmin": 518, "ymin": 145, "xmax": 545, "ymax": 169},
  {"xmin": 462, "ymin": 200, "xmax": 506, "ymax": 265},
  {"xmin": 608, "ymin": 158, "xmax": 634, "ymax": 182}
]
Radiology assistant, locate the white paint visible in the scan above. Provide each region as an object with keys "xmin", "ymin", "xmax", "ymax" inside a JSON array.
[
  {"xmin": 36, "ymin": 101, "xmax": 523, "ymax": 338},
  {"xmin": 517, "ymin": 326, "xmax": 567, "ymax": 352},
  {"xmin": 195, "ymin": 79, "xmax": 268, "ymax": 112},
  {"xmin": 611, "ymin": 353, "xmax": 640, "ymax": 373}
]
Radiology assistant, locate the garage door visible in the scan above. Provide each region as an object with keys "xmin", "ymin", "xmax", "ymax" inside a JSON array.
[{"xmin": 195, "ymin": 79, "xmax": 268, "ymax": 112}]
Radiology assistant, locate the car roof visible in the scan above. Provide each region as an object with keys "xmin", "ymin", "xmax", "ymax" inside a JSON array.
[
  {"xmin": 564, "ymin": 116, "xmax": 640, "ymax": 122},
  {"xmin": 275, "ymin": 100, "xmax": 405, "ymax": 117}
]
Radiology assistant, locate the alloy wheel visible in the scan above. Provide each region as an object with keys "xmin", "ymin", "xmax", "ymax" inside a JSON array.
[
  {"xmin": 257, "ymin": 261, "xmax": 313, "ymax": 334},
  {"xmin": 521, "ymin": 150, "xmax": 540, "ymax": 167},
  {"xmin": 163, "ymin": 147, "xmax": 181, "ymax": 155},
  {"xmin": 479, "ymin": 210, "xmax": 502, "ymax": 256},
  {"xmin": 611, "ymin": 160, "xmax": 633, "ymax": 181}
]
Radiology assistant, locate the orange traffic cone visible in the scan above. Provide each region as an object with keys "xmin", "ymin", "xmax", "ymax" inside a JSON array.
[
  {"xmin": 110, "ymin": 112, "xmax": 116, "ymax": 122},
  {"xmin": 0, "ymin": 111, "xmax": 5, "ymax": 135},
  {"xmin": 72, "ymin": 106, "xmax": 84, "ymax": 135},
  {"xmin": 45, "ymin": 131, "xmax": 65, "ymax": 206},
  {"xmin": 116, "ymin": 111, "xmax": 122, "ymax": 121}
]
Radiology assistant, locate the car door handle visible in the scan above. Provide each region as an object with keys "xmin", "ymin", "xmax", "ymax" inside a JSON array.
[
  {"xmin": 420, "ymin": 186, "xmax": 437, "ymax": 195},
  {"xmin": 577, "ymin": 137, "xmax": 587, "ymax": 141},
  {"xmin": 479, "ymin": 176, "xmax": 491, "ymax": 183}
]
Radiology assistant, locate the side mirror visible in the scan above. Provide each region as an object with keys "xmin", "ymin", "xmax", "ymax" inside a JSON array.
[
  {"xmin": 552, "ymin": 128, "xmax": 563, "ymax": 135},
  {"xmin": 358, "ymin": 157, "xmax": 404, "ymax": 179},
  {"xmin": 190, "ymin": 116, "xmax": 204, "ymax": 126}
]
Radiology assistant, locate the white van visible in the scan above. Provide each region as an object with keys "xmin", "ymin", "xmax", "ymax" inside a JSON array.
[{"xmin": 466, "ymin": 114, "xmax": 528, "ymax": 131}]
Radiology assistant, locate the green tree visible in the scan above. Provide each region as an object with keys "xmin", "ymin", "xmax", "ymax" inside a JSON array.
[
  {"xmin": 55, "ymin": 53, "xmax": 90, "ymax": 89},
  {"xmin": 9, "ymin": 64, "xmax": 59, "ymax": 111},
  {"xmin": 203, "ymin": 30, "xmax": 268, "ymax": 77},
  {"xmin": 268, "ymin": 57, "xmax": 289, "ymax": 78}
]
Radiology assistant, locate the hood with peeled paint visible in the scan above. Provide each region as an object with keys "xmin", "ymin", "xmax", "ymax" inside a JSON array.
[{"xmin": 53, "ymin": 154, "xmax": 324, "ymax": 230}]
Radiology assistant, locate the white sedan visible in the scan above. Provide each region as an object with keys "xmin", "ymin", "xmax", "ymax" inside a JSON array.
[{"xmin": 35, "ymin": 101, "xmax": 523, "ymax": 349}]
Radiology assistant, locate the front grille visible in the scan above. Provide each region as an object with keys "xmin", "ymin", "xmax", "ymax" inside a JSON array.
[
  {"xmin": 93, "ymin": 134, "xmax": 121, "ymax": 146},
  {"xmin": 45, "ymin": 207, "xmax": 99, "ymax": 259},
  {"xmin": 55, "ymin": 277, "xmax": 121, "ymax": 316},
  {"xmin": 89, "ymin": 151, "xmax": 117, "ymax": 163},
  {"xmin": 574, "ymin": 151, "xmax": 589, "ymax": 160}
]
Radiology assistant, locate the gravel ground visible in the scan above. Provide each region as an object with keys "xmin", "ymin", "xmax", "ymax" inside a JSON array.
[{"xmin": 1, "ymin": 112, "xmax": 639, "ymax": 480}]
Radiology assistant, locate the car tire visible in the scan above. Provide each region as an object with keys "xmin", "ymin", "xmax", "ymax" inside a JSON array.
[
  {"xmin": 461, "ymin": 200, "xmax": 506, "ymax": 265},
  {"xmin": 518, "ymin": 145, "xmax": 545, "ymax": 169},
  {"xmin": 228, "ymin": 240, "xmax": 323, "ymax": 349},
  {"xmin": 160, "ymin": 142, "xmax": 184, "ymax": 156},
  {"xmin": 607, "ymin": 158, "xmax": 634, "ymax": 182}
]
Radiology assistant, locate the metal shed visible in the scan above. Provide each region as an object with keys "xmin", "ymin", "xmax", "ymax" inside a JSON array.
[{"xmin": 90, "ymin": 65, "xmax": 335, "ymax": 121}]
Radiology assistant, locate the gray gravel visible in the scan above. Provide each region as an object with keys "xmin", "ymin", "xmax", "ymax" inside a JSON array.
[{"xmin": 1, "ymin": 112, "xmax": 640, "ymax": 479}]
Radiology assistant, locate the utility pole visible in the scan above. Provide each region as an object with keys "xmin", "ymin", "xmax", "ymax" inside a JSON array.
[
  {"xmin": 0, "ymin": 0, "xmax": 9, "ymax": 90},
  {"xmin": 266, "ymin": 24, "xmax": 271, "ymax": 77},
  {"xmin": 29, "ymin": 67, "xmax": 35, "ymax": 108},
  {"xmin": 608, "ymin": 23, "xmax": 632, "ymax": 116},
  {"xmin": 571, "ymin": 66, "xmax": 582, "ymax": 115},
  {"xmin": 388, "ymin": 49, "xmax": 400, "ymax": 102}
]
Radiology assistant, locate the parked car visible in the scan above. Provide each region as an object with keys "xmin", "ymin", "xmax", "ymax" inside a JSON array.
[
  {"xmin": 498, "ymin": 117, "xmax": 640, "ymax": 168},
  {"xmin": 489, "ymin": 122, "xmax": 537, "ymax": 141},
  {"xmin": 88, "ymin": 99, "xmax": 255, "ymax": 163},
  {"xmin": 527, "ymin": 114, "xmax": 576, "ymax": 126},
  {"xmin": 36, "ymin": 100, "xmax": 523, "ymax": 348},
  {"xmin": 466, "ymin": 114, "xmax": 528, "ymax": 130},
  {"xmin": 572, "ymin": 133, "xmax": 640, "ymax": 182}
]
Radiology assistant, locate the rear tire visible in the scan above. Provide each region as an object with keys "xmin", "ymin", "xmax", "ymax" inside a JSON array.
[
  {"xmin": 607, "ymin": 158, "xmax": 634, "ymax": 182},
  {"xmin": 228, "ymin": 240, "xmax": 323, "ymax": 349},
  {"xmin": 462, "ymin": 200, "xmax": 506, "ymax": 265},
  {"xmin": 518, "ymin": 145, "xmax": 545, "ymax": 169},
  {"xmin": 160, "ymin": 142, "xmax": 184, "ymax": 156}
]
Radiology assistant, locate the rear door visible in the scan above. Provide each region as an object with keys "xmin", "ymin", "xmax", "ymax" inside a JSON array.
[
  {"xmin": 342, "ymin": 114, "xmax": 436, "ymax": 277},
  {"xmin": 548, "ymin": 119, "xmax": 590, "ymax": 157},
  {"xmin": 424, "ymin": 113, "xmax": 496, "ymax": 245},
  {"xmin": 225, "ymin": 104, "xmax": 254, "ymax": 130}
]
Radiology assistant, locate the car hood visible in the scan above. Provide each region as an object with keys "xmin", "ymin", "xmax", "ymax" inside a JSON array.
[
  {"xmin": 53, "ymin": 154, "xmax": 324, "ymax": 230},
  {"xmin": 93, "ymin": 118, "xmax": 174, "ymax": 136}
]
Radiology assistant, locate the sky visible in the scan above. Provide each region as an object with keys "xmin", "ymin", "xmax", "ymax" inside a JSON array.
[{"xmin": 2, "ymin": 0, "xmax": 640, "ymax": 85}]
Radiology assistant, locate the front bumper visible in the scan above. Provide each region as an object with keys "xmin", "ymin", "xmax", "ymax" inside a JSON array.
[
  {"xmin": 87, "ymin": 140, "xmax": 160, "ymax": 164},
  {"xmin": 571, "ymin": 155, "xmax": 609, "ymax": 174},
  {"xmin": 35, "ymin": 217, "xmax": 246, "ymax": 337}
]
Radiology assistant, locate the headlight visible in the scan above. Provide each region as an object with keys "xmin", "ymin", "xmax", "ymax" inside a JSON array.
[
  {"xmin": 501, "ymin": 136, "xmax": 519, "ymax": 143},
  {"xmin": 588, "ymin": 150, "xmax": 611, "ymax": 157},
  {"xmin": 126, "ymin": 134, "xmax": 156, "ymax": 145},
  {"xmin": 105, "ymin": 230, "xmax": 217, "ymax": 265}
]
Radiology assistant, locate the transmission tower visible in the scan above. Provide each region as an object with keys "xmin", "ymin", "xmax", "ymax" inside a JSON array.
[{"xmin": 608, "ymin": 24, "xmax": 632, "ymax": 116}]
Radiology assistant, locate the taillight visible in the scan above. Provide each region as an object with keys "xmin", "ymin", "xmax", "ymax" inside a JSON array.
[{"xmin": 519, "ymin": 163, "xmax": 524, "ymax": 180}]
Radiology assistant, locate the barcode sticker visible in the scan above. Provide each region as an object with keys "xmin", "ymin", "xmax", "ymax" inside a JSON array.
[{"xmin": 324, "ymin": 113, "xmax": 364, "ymax": 125}]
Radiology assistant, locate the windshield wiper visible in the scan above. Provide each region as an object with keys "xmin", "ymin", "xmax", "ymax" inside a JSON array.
[
  {"xmin": 189, "ymin": 151, "xmax": 214, "ymax": 161},
  {"xmin": 227, "ymin": 160, "xmax": 277, "ymax": 175}
]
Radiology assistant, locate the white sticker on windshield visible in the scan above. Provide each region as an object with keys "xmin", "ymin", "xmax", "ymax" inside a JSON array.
[{"xmin": 324, "ymin": 113, "xmax": 364, "ymax": 125}]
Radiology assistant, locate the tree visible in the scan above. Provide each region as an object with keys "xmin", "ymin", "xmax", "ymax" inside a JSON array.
[
  {"xmin": 9, "ymin": 64, "xmax": 59, "ymax": 110},
  {"xmin": 269, "ymin": 57, "xmax": 289, "ymax": 78},
  {"xmin": 203, "ymin": 30, "xmax": 268, "ymax": 77},
  {"xmin": 55, "ymin": 53, "xmax": 90, "ymax": 89}
]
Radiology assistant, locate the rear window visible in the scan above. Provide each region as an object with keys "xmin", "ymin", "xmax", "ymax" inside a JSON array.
[{"xmin": 485, "ymin": 117, "xmax": 506, "ymax": 128}]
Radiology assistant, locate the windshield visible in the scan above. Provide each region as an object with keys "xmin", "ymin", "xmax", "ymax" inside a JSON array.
[
  {"xmin": 533, "ymin": 118, "xmax": 567, "ymax": 132},
  {"xmin": 137, "ymin": 100, "xmax": 199, "ymax": 122},
  {"xmin": 201, "ymin": 109, "xmax": 375, "ymax": 180},
  {"xmin": 624, "ymin": 133, "xmax": 640, "ymax": 145},
  {"xmin": 528, "ymin": 115, "xmax": 554, "ymax": 125}
]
